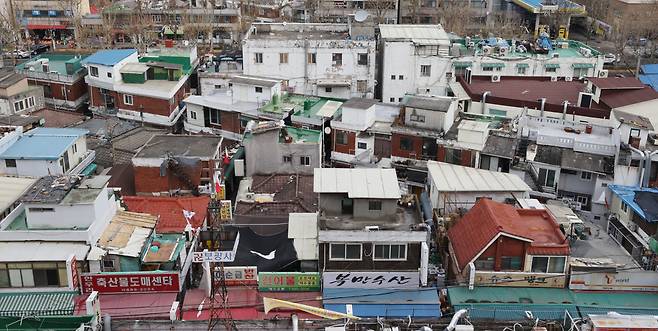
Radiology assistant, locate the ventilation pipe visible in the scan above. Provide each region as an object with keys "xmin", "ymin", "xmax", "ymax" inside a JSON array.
[
  {"xmin": 628, "ymin": 145, "xmax": 645, "ymax": 186},
  {"xmin": 445, "ymin": 309, "xmax": 469, "ymax": 331},
  {"xmin": 539, "ymin": 98, "xmax": 546, "ymax": 117},
  {"xmin": 562, "ymin": 101, "xmax": 569, "ymax": 120},
  {"xmin": 481, "ymin": 91, "xmax": 490, "ymax": 114}
]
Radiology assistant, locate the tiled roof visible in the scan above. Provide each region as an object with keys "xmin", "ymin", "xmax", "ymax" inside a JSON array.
[
  {"xmin": 32, "ymin": 109, "xmax": 86, "ymax": 128},
  {"xmin": 447, "ymin": 199, "xmax": 569, "ymax": 271},
  {"xmin": 122, "ymin": 196, "xmax": 210, "ymax": 233}
]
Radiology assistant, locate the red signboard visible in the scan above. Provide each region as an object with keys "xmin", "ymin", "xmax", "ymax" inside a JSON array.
[
  {"xmin": 67, "ymin": 255, "xmax": 79, "ymax": 291},
  {"xmin": 80, "ymin": 272, "xmax": 180, "ymax": 294}
]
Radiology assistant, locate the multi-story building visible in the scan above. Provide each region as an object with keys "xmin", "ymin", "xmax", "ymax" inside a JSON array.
[
  {"xmin": 11, "ymin": 0, "xmax": 91, "ymax": 40},
  {"xmin": 16, "ymin": 54, "xmax": 89, "ymax": 111},
  {"xmin": 447, "ymin": 198, "xmax": 571, "ymax": 288},
  {"xmin": 82, "ymin": 47, "xmax": 196, "ymax": 129},
  {"xmin": 0, "ymin": 69, "xmax": 45, "ymax": 116},
  {"xmin": 0, "ymin": 127, "xmax": 95, "ymax": 177},
  {"xmin": 197, "ymin": 57, "xmax": 243, "ymax": 96},
  {"xmin": 243, "ymin": 121, "xmax": 321, "ymax": 176},
  {"xmin": 242, "ymin": 23, "xmax": 377, "ymax": 99}
]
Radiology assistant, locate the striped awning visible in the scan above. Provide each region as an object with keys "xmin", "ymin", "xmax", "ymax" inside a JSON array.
[
  {"xmin": 482, "ymin": 63, "xmax": 505, "ymax": 68},
  {"xmin": 453, "ymin": 61, "xmax": 472, "ymax": 68},
  {"xmin": 545, "ymin": 63, "xmax": 560, "ymax": 69},
  {"xmin": 572, "ymin": 63, "xmax": 594, "ymax": 69},
  {"xmin": 0, "ymin": 292, "xmax": 76, "ymax": 316},
  {"xmin": 516, "ymin": 63, "xmax": 530, "ymax": 68}
]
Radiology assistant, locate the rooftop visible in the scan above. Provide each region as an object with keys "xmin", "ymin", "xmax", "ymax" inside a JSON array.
[
  {"xmin": 481, "ymin": 135, "xmax": 518, "ymax": 159},
  {"xmin": 81, "ymin": 49, "xmax": 137, "ymax": 66},
  {"xmin": 134, "ymin": 135, "xmax": 223, "ymax": 159},
  {"xmin": 589, "ymin": 77, "xmax": 647, "ymax": 90},
  {"xmin": 528, "ymin": 144, "xmax": 615, "ymax": 174},
  {"xmin": 597, "ymin": 84, "xmax": 658, "ymax": 109},
  {"xmin": 402, "ymin": 95, "xmax": 454, "ymax": 112},
  {"xmin": 247, "ymin": 23, "xmax": 353, "ymax": 41},
  {"xmin": 342, "ymin": 97, "xmax": 378, "ymax": 110},
  {"xmin": 314, "ymin": 168, "xmax": 401, "ymax": 199},
  {"xmin": 428, "ymin": 161, "xmax": 530, "ymax": 193},
  {"xmin": 0, "ymin": 241, "xmax": 89, "ymax": 262},
  {"xmin": 20, "ymin": 175, "xmax": 110, "ymax": 205},
  {"xmin": 613, "ymin": 109, "xmax": 654, "ymax": 130},
  {"xmin": 122, "ymin": 196, "xmax": 210, "ymax": 233},
  {"xmin": 97, "ymin": 210, "xmax": 158, "ymax": 257},
  {"xmin": 235, "ymin": 174, "xmax": 317, "ymax": 216},
  {"xmin": 511, "ymin": 0, "xmax": 585, "ymax": 14},
  {"xmin": 16, "ymin": 53, "xmax": 88, "ymax": 76},
  {"xmin": 230, "ymin": 75, "xmax": 279, "ymax": 88},
  {"xmin": 142, "ymin": 233, "xmax": 185, "ymax": 263},
  {"xmin": 0, "ymin": 176, "xmax": 37, "ymax": 213},
  {"xmin": 608, "ymin": 185, "xmax": 658, "ymax": 222},
  {"xmin": 74, "ymin": 116, "xmax": 139, "ymax": 138},
  {"xmin": 0, "ymin": 69, "xmax": 24, "ymax": 89},
  {"xmin": 448, "ymin": 199, "xmax": 570, "ymax": 270},
  {"xmin": 32, "ymin": 109, "xmax": 86, "ymax": 128},
  {"xmin": 0, "ymin": 127, "xmax": 87, "ymax": 160},
  {"xmin": 379, "ymin": 24, "xmax": 450, "ymax": 45}
]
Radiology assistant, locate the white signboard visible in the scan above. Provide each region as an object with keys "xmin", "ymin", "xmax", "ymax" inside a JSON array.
[
  {"xmin": 323, "ymin": 271, "xmax": 419, "ymax": 289},
  {"xmin": 569, "ymin": 271, "xmax": 658, "ymax": 292},
  {"xmin": 192, "ymin": 233, "xmax": 240, "ymax": 263}
]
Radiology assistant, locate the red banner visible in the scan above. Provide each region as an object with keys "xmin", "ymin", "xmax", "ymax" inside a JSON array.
[{"xmin": 80, "ymin": 272, "xmax": 180, "ymax": 294}]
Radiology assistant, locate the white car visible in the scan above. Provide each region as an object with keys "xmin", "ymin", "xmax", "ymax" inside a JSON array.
[
  {"xmin": 5, "ymin": 50, "xmax": 31, "ymax": 59},
  {"xmin": 603, "ymin": 53, "xmax": 618, "ymax": 64}
]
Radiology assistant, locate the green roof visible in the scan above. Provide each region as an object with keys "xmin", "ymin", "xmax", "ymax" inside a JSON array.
[
  {"xmin": 283, "ymin": 127, "xmax": 321, "ymax": 143},
  {"xmin": 453, "ymin": 61, "xmax": 472, "ymax": 68},
  {"xmin": 16, "ymin": 54, "xmax": 88, "ymax": 76},
  {"xmin": 142, "ymin": 233, "xmax": 186, "ymax": 264},
  {"xmin": 0, "ymin": 292, "xmax": 77, "ymax": 316},
  {"xmin": 572, "ymin": 63, "xmax": 595, "ymax": 69},
  {"xmin": 139, "ymin": 55, "xmax": 192, "ymax": 74}
]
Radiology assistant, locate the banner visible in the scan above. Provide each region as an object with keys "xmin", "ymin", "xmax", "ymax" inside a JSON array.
[
  {"xmin": 80, "ymin": 272, "xmax": 180, "ymax": 294},
  {"xmin": 214, "ymin": 266, "xmax": 258, "ymax": 286},
  {"xmin": 569, "ymin": 271, "xmax": 658, "ymax": 292},
  {"xmin": 259, "ymin": 272, "xmax": 320, "ymax": 291},
  {"xmin": 323, "ymin": 271, "xmax": 419, "ymax": 289},
  {"xmin": 66, "ymin": 254, "xmax": 79, "ymax": 291},
  {"xmin": 474, "ymin": 271, "xmax": 566, "ymax": 288},
  {"xmin": 263, "ymin": 297, "xmax": 359, "ymax": 320}
]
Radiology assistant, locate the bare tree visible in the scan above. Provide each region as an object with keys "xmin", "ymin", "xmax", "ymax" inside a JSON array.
[
  {"xmin": 58, "ymin": 0, "xmax": 86, "ymax": 48},
  {"xmin": 0, "ymin": 0, "xmax": 26, "ymax": 65},
  {"xmin": 439, "ymin": 0, "xmax": 470, "ymax": 35},
  {"xmin": 368, "ymin": 0, "xmax": 396, "ymax": 24},
  {"xmin": 124, "ymin": 0, "xmax": 157, "ymax": 51}
]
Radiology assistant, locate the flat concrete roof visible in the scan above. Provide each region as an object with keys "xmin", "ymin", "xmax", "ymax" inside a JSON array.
[{"xmin": 135, "ymin": 135, "xmax": 223, "ymax": 159}]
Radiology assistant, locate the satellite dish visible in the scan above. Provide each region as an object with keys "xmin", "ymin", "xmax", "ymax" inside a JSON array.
[{"xmin": 354, "ymin": 10, "xmax": 369, "ymax": 22}]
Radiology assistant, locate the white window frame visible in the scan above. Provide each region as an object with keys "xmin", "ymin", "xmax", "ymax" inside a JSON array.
[
  {"xmin": 190, "ymin": 111, "xmax": 197, "ymax": 120},
  {"xmin": 279, "ymin": 52, "xmax": 288, "ymax": 64},
  {"xmin": 123, "ymin": 94, "xmax": 134, "ymax": 105},
  {"xmin": 89, "ymin": 66, "xmax": 99, "ymax": 77},
  {"xmin": 580, "ymin": 171, "xmax": 592, "ymax": 181},
  {"xmin": 420, "ymin": 65, "xmax": 431, "ymax": 77},
  {"xmin": 576, "ymin": 195, "xmax": 588, "ymax": 206},
  {"xmin": 329, "ymin": 243, "xmax": 362, "ymax": 261},
  {"xmin": 373, "ymin": 243, "xmax": 407, "ymax": 261},
  {"xmin": 531, "ymin": 256, "xmax": 567, "ymax": 273},
  {"xmin": 517, "ymin": 67, "xmax": 527, "ymax": 75},
  {"xmin": 621, "ymin": 201, "xmax": 628, "ymax": 213},
  {"xmin": 300, "ymin": 155, "xmax": 310, "ymax": 166}
]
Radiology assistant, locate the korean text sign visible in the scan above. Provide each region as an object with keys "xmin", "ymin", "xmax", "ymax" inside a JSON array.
[
  {"xmin": 322, "ymin": 271, "xmax": 419, "ymax": 289},
  {"xmin": 258, "ymin": 272, "xmax": 321, "ymax": 291},
  {"xmin": 80, "ymin": 272, "xmax": 180, "ymax": 294}
]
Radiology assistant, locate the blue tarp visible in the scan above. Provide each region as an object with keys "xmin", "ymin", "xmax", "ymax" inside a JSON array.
[
  {"xmin": 323, "ymin": 288, "xmax": 441, "ymax": 318},
  {"xmin": 608, "ymin": 184, "xmax": 658, "ymax": 222},
  {"xmin": 639, "ymin": 74, "xmax": 658, "ymax": 91},
  {"xmin": 641, "ymin": 64, "xmax": 658, "ymax": 75}
]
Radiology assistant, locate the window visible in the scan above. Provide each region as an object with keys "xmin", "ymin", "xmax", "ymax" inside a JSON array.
[
  {"xmin": 445, "ymin": 148, "xmax": 462, "ymax": 165},
  {"xmin": 483, "ymin": 66, "xmax": 494, "ymax": 72},
  {"xmin": 28, "ymin": 97, "xmax": 34, "ymax": 107},
  {"xmin": 255, "ymin": 86, "xmax": 263, "ymax": 93},
  {"xmin": 300, "ymin": 156, "xmax": 310, "ymax": 166},
  {"xmin": 479, "ymin": 155, "xmax": 491, "ymax": 170},
  {"xmin": 72, "ymin": 143, "xmax": 77, "ymax": 154},
  {"xmin": 410, "ymin": 112, "xmax": 425, "ymax": 123},
  {"xmin": 389, "ymin": 98, "xmax": 395, "ymax": 102},
  {"xmin": 62, "ymin": 153, "xmax": 69, "ymax": 172},
  {"xmin": 357, "ymin": 142, "xmax": 367, "ymax": 149},
  {"xmin": 283, "ymin": 155, "xmax": 292, "ymax": 163},
  {"xmin": 374, "ymin": 244, "xmax": 407, "ymax": 260},
  {"xmin": 546, "ymin": 67, "xmax": 557, "ymax": 73},
  {"xmin": 307, "ymin": 53, "xmax": 316, "ymax": 64},
  {"xmin": 60, "ymin": 86, "xmax": 67, "ymax": 98},
  {"xmin": 399, "ymin": 97, "xmax": 403, "ymax": 102},
  {"xmin": 474, "ymin": 257, "xmax": 494, "ymax": 270},
  {"xmin": 398, "ymin": 75, "xmax": 404, "ymax": 80},
  {"xmin": 538, "ymin": 168, "xmax": 556, "ymax": 188},
  {"xmin": 576, "ymin": 195, "xmax": 589, "ymax": 206},
  {"xmin": 254, "ymin": 53, "xmax": 263, "ymax": 64},
  {"xmin": 107, "ymin": 72, "xmax": 112, "ymax": 78},
  {"xmin": 574, "ymin": 68, "xmax": 589, "ymax": 77},
  {"xmin": 209, "ymin": 108, "xmax": 220, "ymax": 124},
  {"xmin": 517, "ymin": 67, "xmax": 527, "ymax": 74},
  {"xmin": 368, "ymin": 200, "xmax": 382, "ymax": 211},
  {"xmin": 501, "ymin": 256, "xmax": 522, "ymax": 270},
  {"xmin": 630, "ymin": 128, "xmax": 641, "ymax": 138},
  {"xmin": 391, "ymin": 75, "xmax": 396, "ymax": 80},
  {"xmin": 324, "ymin": 87, "xmax": 333, "ymax": 93},
  {"xmin": 580, "ymin": 171, "xmax": 592, "ymax": 181},
  {"xmin": 329, "ymin": 243, "xmax": 362, "ymax": 260},
  {"xmin": 336, "ymin": 131, "xmax": 348, "ymax": 145},
  {"xmin": 13, "ymin": 100, "xmax": 24, "ymax": 111},
  {"xmin": 400, "ymin": 137, "xmax": 413, "ymax": 151},
  {"xmin": 357, "ymin": 53, "xmax": 368, "ymax": 65},
  {"xmin": 123, "ymin": 94, "xmax": 133, "ymax": 105},
  {"xmin": 102, "ymin": 259, "xmax": 115, "ymax": 272},
  {"xmin": 279, "ymin": 52, "xmax": 288, "ymax": 64},
  {"xmin": 531, "ymin": 256, "xmax": 566, "ymax": 273},
  {"xmin": 28, "ymin": 207, "xmax": 55, "ymax": 212},
  {"xmin": 5, "ymin": 159, "xmax": 16, "ymax": 168},
  {"xmin": 357, "ymin": 80, "xmax": 367, "ymax": 93},
  {"xmin": 332, "ymin": 53, "xmax": 342, "ymax": 66},
  {"xmin": 420, "ymin": 65, "xmax": 431, "ymax": 77},
  {"xmin": 190, "ymin": 111, "xmax": 197, "ymax": 120},
  {"xmin": 621, "ymin": 201, "xmax": 628, "ymax": 213},
  {"xmin": 90, "ymin": 66, "xmax": 98, "ymax": 77},
  {"xmin": 214, "ymin": 84, "xmax": 222, "ymax": 89}
]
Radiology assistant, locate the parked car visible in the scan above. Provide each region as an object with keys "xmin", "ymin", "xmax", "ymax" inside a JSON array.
[
  {"xmin": 31, "ymin": 44, "xmax": 50, "ymax": 55},
  {"xmin": 603, "ymin": 53, "xmax": 619, "ymax": 64},
  {"xmin": 5, "ymin": 50, "xmax": 31, "ymax": 59}
]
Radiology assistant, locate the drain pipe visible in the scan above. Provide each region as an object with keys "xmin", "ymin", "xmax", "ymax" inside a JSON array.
[
  {"xmin": 642, "ymin": 150, "xmax": 658, "ymax": 187},
  {"xmin": 292, "ymin": 314, "xmax": 299, "ymax": 331},
  {"xmin": 539, "ymin": 98, "xmax": 546, "ymax": 118},
  {"xmin": 445, "ymin": 309, "xmax": 469, "ymax": 331},
  {"xmin": 482, "ymin": 91, "xmax": 490, "ymax": 114},
  {"xmin": 629, "ymin": 145, "xmax": 645, "ymax": 186},
  {"xmin": 562, "ymin": 101, "xmax": 569, "ymax": 120}
]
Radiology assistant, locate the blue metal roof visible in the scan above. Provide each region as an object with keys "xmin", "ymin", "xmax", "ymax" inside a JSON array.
[
  {"xmin": 81, "ymin": 49, "xmax": 137, "ymax": 66},
  {"xmin": 639, "ymin": 74, "xmax": 658, "ymax": 91},
  {"xmin": 641, "ymin": 64, "xmax": 658, "ymax": 75},
  {"xmin": 322, "ymin": 288, "xmax": 441, "ymax": 318},
  {"xmin": 608, "ymin": 184, "xmax": 658, "ymax": 222},
  {"xmin": 0, "ymin": 127, "xmax": 88, "ymax": 160}
]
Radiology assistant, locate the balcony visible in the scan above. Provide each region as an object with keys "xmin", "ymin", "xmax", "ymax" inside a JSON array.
[{"xmin": 69, "ymin": 150, "xmax": 96, "ymax": 175}]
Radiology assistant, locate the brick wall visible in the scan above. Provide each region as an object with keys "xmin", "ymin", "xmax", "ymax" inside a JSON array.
[
  {"xmin": 333, "ymin": 129, "xmax": 356, "ymax": 155},
  {"xmin": 31, "ymin": 78, "xmax": 87, "ymax": 102},
  {"xmin": 220, "ymin": 110, "xmax": 241, "ymax": 134},
  {"xmin": 134, "ymin": 160, "xmax": 203, "ymax": 194}
]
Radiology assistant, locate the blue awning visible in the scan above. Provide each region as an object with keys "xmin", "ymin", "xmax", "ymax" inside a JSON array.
[
  {"xmin": 323, "ymin": 288, "xmax": 441, "ymax": 318},
  {"xmin": 82, "ymin": 163, "xmax": 97, "ymax": 176}
]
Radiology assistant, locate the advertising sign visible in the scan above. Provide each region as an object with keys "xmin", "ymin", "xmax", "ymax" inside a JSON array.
[
  {"xmin": 322, "ymin": 271, "xmax": 419, "ymax": 289},
  {"xmin": 263, "ymin": 297, "xmax": 359, "ymax": 320},
  {"xmin": 219, "ymin": 200, "xmax": 232, "ymax": 220},
  {"xmin": 569, "ymin": 271, "xmax": 658, "ymax": 292},
  {"xmin": 192, "ymin": 250, "xmax": 235, "ymax": 263},
  {"xmin": 66, "ymin": 254, "xmax": 79, "ymax": 291},
  {"xmin": 80, "ymin": 272, "xmax": 180, "ymax": 294},
  {"xmin": 474, "ymin": 271, "xmax": 566, "ymax": 288},
  {"xmin": 213, "ymin": 266, "xmax": 258, "ymax": 286},
  {"xmin": 259, "ymin": 272, "xmax": 321, "ymax": 291}
]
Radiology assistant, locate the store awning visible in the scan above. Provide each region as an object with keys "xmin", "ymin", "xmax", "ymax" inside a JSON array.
[
  {"xmin": 27, "ymin": 24, "xmax": 67, "ymax": 30},
  {"xmin": 0, "ymin": 291, "xmax": 78, "ymax": 316},
  {"xmin": 482, "ymin": 63, "xmax": 505, "ymax": 68},
  {"xmin": 453, "ymin": 61, "xmax": 472, "ymax": 68},
  {"xmin": 572, "ymin": 63, "xmax": 594, "ymax": 69},
  {"xmin": 516, "ymin": 63, "xmax": 530, "ymax": 68},
  {"xmin": 545, "ymin": 63, "xmax": 561, "ymax": 69},
  {"xmin": 323, "ymin": 288, "xmax": 441, "ymax": 318}
]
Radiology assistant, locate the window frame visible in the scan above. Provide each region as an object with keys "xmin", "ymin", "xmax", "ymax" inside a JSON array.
[
  {"xmin": 307, "ymin": 52, "xmax": 316, "ymax": 64},
  {"xmin": 357, "ymin": 142, "xmax": 367, "ymax": 149},
  {"xmin": 332, "ymin": 53, "xmax": 343, "ymax": 66},
  {"xmin": 255, "ymin": 86, "xmax": 263, "ymax": 93},
  {"xmin": 300, "ymin": 155, "xmax": 311, "ymax": 166},
  {"xmin": 368, "ymin": 200, "xmax": 382, "ymax": 211},
  {"xmin": 373, "ymin": 243, "xmax": 407, "ymax": 261},
  {"xmin": 531, "ymin": 256, "xmax": 566, "ymax": 273},
  {"xmin": 336, "ymin": 131, "xmax": 348, "ymax": 145},
  {"xmin": 5, "ymin": 159, "xmax": 16, "ymax": 168},
  {"xmin": 279, "ymin": 52, "xmax": 289, "ymax": 64},
  {"xmin": 90, "ymin": 66, "xmax": 99, "ymax": 77},
  {"xmin": 580, "ymin": 171, "xmax": 592, "ymax": 181},
  {"xmin": 357, "ymin": 53, "xmax": 368, "ymax": 65},
  {"xmin": 254, "ymin": 53, "xmax": 263, "ymax": 64},
  {"xmin": 420, "ymin": 65, "xmax": 431, "ymax": 77},
  {"xmin": 329, "ymin": 243, "xmax": 362, "ymax": 261},
  {"xmin": 123, "ymin": 94, "xmax": 134, "ymax": 106},
  {"xmin": 400, "ymin": 137, "xmax": 413, "ymax": 151}
]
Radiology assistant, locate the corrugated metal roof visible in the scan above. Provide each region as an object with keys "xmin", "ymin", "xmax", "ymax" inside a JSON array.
[
  {"xmin": 97, "ymin": 210, "xmax": 158, "ymax": 257},
  {"xmin": 0, "ymin": 242, "xmax": 89, "ymax": 262},
  {"xmin": 608, "ymin": 184, "xmax": 658, "ymax": 222},
  {"xmin": 0, "ymin": 177, "xmax": 37, "ymax": 214},
  {"xmin": 427, "ymin": 161, "xmax": 530, "ymax": 193},
  {"xmin": 641, "ymin": 64, "xmax": 658, "ymax": 75},
  {"xmin": 81, "ymin": 49, "xmax": 137, "ymax": 66},
  {"xmin": 454, "ymin": 303, "xmax": 577, "ymax": 321},
  {"xmin": 316, "ymin": 100, "xmax": 343, "ymax": 118},
  {"xmin": 379, "ymin": 25, "xmax": 449, "ymax": 45},
  {"xmin": 0, "ymin": 128, "xmax": 88, "ymax": 160},
  {"xmin": 323, "ymin": 288, "xmax": 441, "ymax": 318},
  {"xmin": 120, "ymin": 63, "xmax": 149, "ymax": 74},
  {"xmin": 0, "ymin": 292, "xmax": 77, "ymax": 316},
  {"xmin": 313, "ymin": 168, "xmax": 401, "ymax": 199}
]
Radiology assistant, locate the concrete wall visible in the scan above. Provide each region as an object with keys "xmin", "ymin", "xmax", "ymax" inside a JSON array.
[
  {"xmin": 616, "ymin": 99, "xmax": 658, "ymax": 133},
  {"xmin": 233, "ymin": 83, "xmax": 275, "ymax": 104},
  {"xmin": 341, "ymin": 105, "xmax": 375, "ymax": 130},
  {"xmin": 244, "ymin": 128, "xmax": 319, "ymax": 176},
  {"xmin": 85, "ymin": 52, "xmax": 139, "ymax": 86},
  {"xmin": 558, "ymin": 171, "xmax": 597, "ymax": 196},
  {"xmin": 320, "ymin": 193, "xmax": 397, "ymax": 221},
  {"xmin": 468, "ymin": 100, "xmax": 611, "ymax": 126},
  {"xmin": 404, "ymin": 107, "xmax": 446, "ymax": 131},
  {"xmin": 0, "ymin": 159, "xmax": 62, "ymax": 177}
]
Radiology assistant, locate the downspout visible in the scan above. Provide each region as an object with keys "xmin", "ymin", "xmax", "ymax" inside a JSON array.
[
  {"xmin": 445, "ymin": 309, "xmax": 469, "ymax": 331},
  {"xmin": 562, "ymin": 101, "xmax": 569, "ymax": 120},
  {"xmin": 481, "ymin": 91, "xmax": 490, "ymax": 114},
  {"xmin": 628, "ymin": 145, "xmax": 645, "ymax": 186},
  {"xmin": 539, "ymin": 98, "xmax": 546, "ymax": 118},
  {"xmin": 642, "ymin": 150, "xmax": 658, "ymax": 187}
]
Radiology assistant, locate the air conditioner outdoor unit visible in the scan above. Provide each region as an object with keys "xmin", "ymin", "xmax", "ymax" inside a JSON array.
[
  {"xmin": 551, "ymin": 76, "xmax": 558, "ymax": 82},
  {"xmin": 364, "ymin": 226, "xmax": 380, "ymax": 231},
  {"xmin": 552, "ymin": 52, "xmax": 560, "ymax": 58},
  {"xmin": 598, "ymin": 70, "xmax": 609, "ymax": 78},
  {"xmin": 565, "ymin": 76, "xmax": 573, "ymax": 81},
  {"xmin": 491, "ymin": 75, "xmax": 501, "ymax": 82},
  {"xmin": 499, "ymin": 47, "xmax": 509, "ymax": 56},
  {"xmin": 482, "ymin": 46, "xmax": 492, "ymax": 55}
]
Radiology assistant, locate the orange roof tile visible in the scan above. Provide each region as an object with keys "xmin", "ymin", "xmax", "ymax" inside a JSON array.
[{"xmin": 122, "ymin": 196, "xmax": 210, "ymax": 233}]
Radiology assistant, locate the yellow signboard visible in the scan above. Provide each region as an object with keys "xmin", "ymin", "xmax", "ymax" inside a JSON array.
[
  {"xmin": 219, "ymin": 200, "xmax": 232, "ymax": 220},
  {"xmin": 475, "ymin": 271, "xmax": 566, "ymax": 288},
  {"xmin": 263, "ymin": 297, "xmax": 360, "ymax": 320}
]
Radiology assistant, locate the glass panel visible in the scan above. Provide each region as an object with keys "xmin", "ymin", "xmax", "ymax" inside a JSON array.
[
  {"xmin": 546, "ymin": 169, "xmax": 556, "ymax": 187},
  {"xmin": 531, "ymin": 257, "xmax": 549, "ymax": 272},
  {"xmin": 374, "ymin": 245, "xmax": 384, "ymax": 259},
  {"xmin": 8, "ymin": 269, "xmax": 21, "ymax": 287},
  {"xmin": 548, "ymin": 257, "xmax": 566, "ymax": 273},
  {"xmin": 21, "ymin": 269, "xmax": 34, "ymax": 287},
  {"xmin": 399, "ymin": 245, "xmax": 406, "ymax": 259},
  {"xmin": 0, "ymin": 270, "xmax": 9, "ymax": 287},
  {"xmin": 33, "ymin": 269, "xmax": 48, "ymax": 286},
  {"xmin": 32, "ymin": 262, "xmax": 57, "ymax": 269},
  {"xmin": 58, "ymin": 268, "xmax": 68, "ymax": 287},
  {"xmin": 330, "ymin": 244, "xmax": 344, "ymax": 259},
  {"xmin": 346, "ymin": 244, "xmax": 361, "ymax": 259}
]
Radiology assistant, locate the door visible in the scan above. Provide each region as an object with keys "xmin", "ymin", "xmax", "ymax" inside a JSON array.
[
  {"xmin": 538, "ymin": 168, "xmax": 556, "ymax": 188},
  {"xmin": 374, "ymin": 135, "xmax": 391, "ymax": 159},
  {"xmin": 341, "ymin": 198, "xmax": 353, "ymax": 215}
]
